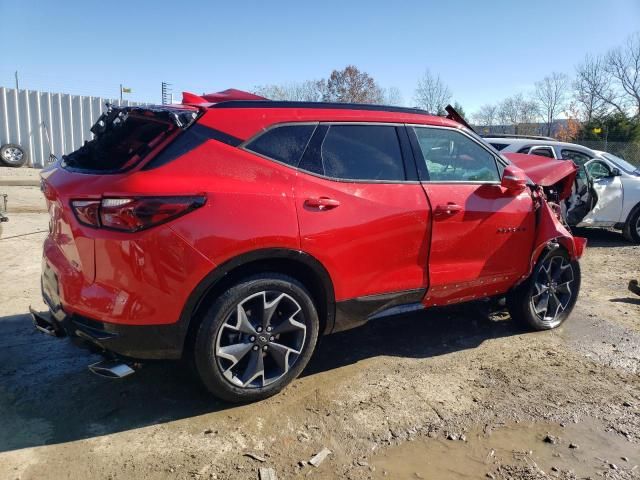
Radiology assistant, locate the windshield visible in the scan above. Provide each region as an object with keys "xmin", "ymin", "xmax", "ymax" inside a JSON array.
[{"xmin": 601, "ymin": 152, "xmax": 639, "ymax": 174}]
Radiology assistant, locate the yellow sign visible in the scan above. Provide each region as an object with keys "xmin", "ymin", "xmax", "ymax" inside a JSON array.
[
  {"xmin": 121, "ymin": 87, "xmax": 132, "ymax": 93},
  {"xmin": 593, "ymin": 127, "xmax": 602, "ymax": 134}
]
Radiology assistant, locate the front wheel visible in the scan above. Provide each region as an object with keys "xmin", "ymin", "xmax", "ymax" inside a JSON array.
[
  {"xmin": 507, "ymin": 249, "xmax": 581, "ymax": 330},
  {"xmin": 194, "ymin": 273, "xmax": 319, "ymax": 403},
  {"xmin": 622, "ymin": 207, "xmax": 640, "ymax": 244}
]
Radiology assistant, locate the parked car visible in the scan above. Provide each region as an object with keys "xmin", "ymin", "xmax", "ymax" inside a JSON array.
[
  {"xmin": 32, "ymin": 93, "xmax": 585, "ymax": 402},
  {"xmin": 485, "ymin": 136, "xmax": 640, "ymax": 243}
]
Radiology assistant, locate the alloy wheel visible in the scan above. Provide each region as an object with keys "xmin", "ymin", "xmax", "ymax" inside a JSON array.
[
  {"xmin": 215, "ymin": 291, "xmax": 307, "ymax": 388},
  {"xmin": 530, "ymin": 255, "xmax": 575, "ymax": 328},
  {"xmin": 1, "ymin": 147, "xmax": 24, "ymax": 165}
]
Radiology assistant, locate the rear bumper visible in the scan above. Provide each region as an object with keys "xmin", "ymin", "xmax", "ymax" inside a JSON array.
[
  {"xmin": 31, "ymin": 304, "xmax": 184, "ymax": 360},
  {"xmin": 37, "ymin": 260, "xmax": 185, "ymax": 359}
]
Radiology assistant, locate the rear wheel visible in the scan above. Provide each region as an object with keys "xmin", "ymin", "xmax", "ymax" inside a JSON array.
[
  {"xmin": 507, "ymin": 249, "xmax": 580, "ymax": 330},
  {"xmin": 194, "ymin": 273, "xmax": 319, "ymax": 403},
  {"xmin": 622, "ymin": 207, "xmax": 640, "ymax": 244}
]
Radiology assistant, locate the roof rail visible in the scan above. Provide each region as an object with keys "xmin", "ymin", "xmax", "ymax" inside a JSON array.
[
  {"xmin": 481, "ymin": 133, "xmax": 557, "ymax": 141},
  {"xmin": 209, "ymin": 100, "xmax": 433, "ymax": 116}
]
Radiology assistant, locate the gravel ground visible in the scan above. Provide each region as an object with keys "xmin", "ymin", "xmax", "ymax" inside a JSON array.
[{"xmin": 0, "ymin": 187, "xmax": 638, "ymax": 480}]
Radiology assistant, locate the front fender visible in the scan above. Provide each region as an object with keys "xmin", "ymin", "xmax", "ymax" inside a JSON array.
[{"xmin": 522, "ymin": 199, "xmax": 587, "ymax": 283}]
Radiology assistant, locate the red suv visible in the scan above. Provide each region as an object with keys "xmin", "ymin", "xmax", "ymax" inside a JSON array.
[{"xmin": 33, "ymin": 90, "xmax": 586, "ymax": 402}]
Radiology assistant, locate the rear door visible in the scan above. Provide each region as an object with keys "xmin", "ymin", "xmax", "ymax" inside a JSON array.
[
  {"xmin": 294, "ymin": 123, "xmax": 431, "ymax": 304},
  {"xmin": 408, "ymin": 126, "xmax": 535, "ymax": 307}
]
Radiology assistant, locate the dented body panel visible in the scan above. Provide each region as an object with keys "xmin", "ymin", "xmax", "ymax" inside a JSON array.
[
  {"xmin": 504, "ymin": 153, "xmax": 578, "ymax": 200},
  {"xmin": 527, "ymin": 194, "xmax": 586, "ymax": 278}
]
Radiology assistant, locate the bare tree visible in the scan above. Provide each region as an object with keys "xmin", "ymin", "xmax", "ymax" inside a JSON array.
[
  {"xmin": 472, "ymin": 104, "xmax": 498, "ymax": 128},
  {"xmin": 381, "ymin": 86, "xmax": 403, "ymax": 106},
  {"xmin": 323, "ymin": 65, "xmax": 383, "ymax": 104},
  {"xmin": 574, "ymin": 34, "xmax": 640, "ymax": 119},
  {"xmin": 498, "ymin": 93, "xmax": 539, "ymax": 134},
  {"xmin": 253, "ymin": 80, "xmax": 326, "ymax": 101},
  {"xmin": 574, "ymin": 54, "xmax": 610, "ymax": 122},
  {"xmin": 534, "ymin": 72, "xmax": 569, "ymax": 136},
  {"xmin": 498, "ymin": 95, "xmax": 520, "ymax": 126},
  {"xmin": 605, "ymin": 33, "xmax": 640, "ymax": 118},
  {"xmin": 518, "ymin": 98, "xmax": 540, "ymax": 135},
  {"xmin": 414, "ymin": 69, "xmax": 451, "ymax": 114}
]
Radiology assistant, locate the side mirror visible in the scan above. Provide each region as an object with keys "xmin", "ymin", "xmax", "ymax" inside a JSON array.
[
  {"xmin": 610, "ymin": 167, "xmax": 621, "ymax": 177},
  {"xmin": 501, "ymin": 165, "xmax": 528, "ymax": 191}
]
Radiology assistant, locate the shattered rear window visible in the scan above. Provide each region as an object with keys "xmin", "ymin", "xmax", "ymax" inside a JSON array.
[{"xmin": 63, "ymin": 107, "xmax": 197, "ymax": 173}]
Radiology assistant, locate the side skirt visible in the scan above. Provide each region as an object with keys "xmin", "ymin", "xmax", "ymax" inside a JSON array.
[{"xmin": 332, "ymin": 289, "xmax": 426, "ymax": 333}]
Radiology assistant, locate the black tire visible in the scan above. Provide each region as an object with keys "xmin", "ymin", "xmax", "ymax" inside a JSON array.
[
  {"xmin": 194, "ymin": 273, "xmax": 319, "ymax": 403},
  {"xmin": 507, "ymin": 248, "xmax": 581, "ymax": 330},
  {"xmin": 0, "ymin": 144, "xmax": 27, "ymax": 167},
  {"xmin": 622, "ymin": 206, "xmax": 640, "ymax": 244}
]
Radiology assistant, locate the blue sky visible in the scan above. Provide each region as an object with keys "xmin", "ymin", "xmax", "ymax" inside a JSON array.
[{"xmin": 1, "ymin": 0, "xmax": 639, "ymax": 113}]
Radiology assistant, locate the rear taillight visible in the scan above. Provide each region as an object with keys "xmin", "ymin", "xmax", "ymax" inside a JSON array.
[{"xmin": 71, "ymin": 196, "xmax": 206, "ymax": 232}]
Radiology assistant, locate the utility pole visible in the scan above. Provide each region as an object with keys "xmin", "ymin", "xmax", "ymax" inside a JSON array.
[
  {"xmin": 15, "ymin": 71, "xmax": 19, "ymax": 90},
  {"xmin": 120, "ymin": 84, "xmax": 123, "ymax": 103}
]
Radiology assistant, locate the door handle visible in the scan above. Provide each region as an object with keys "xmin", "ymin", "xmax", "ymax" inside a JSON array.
[
  {"xmin": 304, "ymin": 197, "xmax": 341, "ymax": 210},
  {"xmin": 434, "ymin": 202, "xmax": 462, "ymax": 216}
]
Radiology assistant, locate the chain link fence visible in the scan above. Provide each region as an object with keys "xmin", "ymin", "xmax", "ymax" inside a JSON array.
[{"xmin": 572, "ymin": 140, "xmax": 640, "ymax": 167}]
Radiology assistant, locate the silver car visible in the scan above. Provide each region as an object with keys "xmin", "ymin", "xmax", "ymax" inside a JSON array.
[{"xmin": 485, "ymin": 136, "xmax": 640, "ymax": 243}]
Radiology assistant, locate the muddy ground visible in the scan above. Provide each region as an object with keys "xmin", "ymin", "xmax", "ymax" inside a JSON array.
[{"xmin": 0, "ymin": 184, "xmax": 639, "ymax": 480}]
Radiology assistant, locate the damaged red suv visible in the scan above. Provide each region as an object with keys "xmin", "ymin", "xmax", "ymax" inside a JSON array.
[{"xmin": 33, "ymin": 90, "xmax": 586, "ymax": 402}]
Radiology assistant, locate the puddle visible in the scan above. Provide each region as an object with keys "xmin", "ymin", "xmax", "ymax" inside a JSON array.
[{"xmin": 372, "ymin": 419, "xmax": 639, "ymax": 479}]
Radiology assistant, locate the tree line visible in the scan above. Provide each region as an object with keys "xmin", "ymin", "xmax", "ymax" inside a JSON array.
[
  {"xmin": 253, "ymin": 65, "xmax": 466, "ymax": 115},
  {"xmin": 252, "ymin": 32, "xmax": 639, "ymax": 144},
  {"xmin": 472, "ymin": 33, "xmax": 640, "ymax": 142}
]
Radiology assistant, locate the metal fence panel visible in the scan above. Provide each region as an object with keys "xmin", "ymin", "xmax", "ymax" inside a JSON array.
[
  {"xmin": 0, "ymin": 87, "xmax": 146, "ymax": 168},
  {"xmin": 575, "ymin": 140, "xmax": 640, "ymax": 166}
]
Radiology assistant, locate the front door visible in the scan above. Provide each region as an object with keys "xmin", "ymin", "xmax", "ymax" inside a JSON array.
[
  {"xmin": 408, "ymin": 126, "xmax": 536, "ymax": 306},
  {"xmin": 580, "ymin": 159, "xmax": 624, "ymax": 225}
]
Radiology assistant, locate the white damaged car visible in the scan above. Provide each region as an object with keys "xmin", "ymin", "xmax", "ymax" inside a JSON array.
[{"xmin": 485, "ymin": 137, "xmax": 640, "ymax": 243}]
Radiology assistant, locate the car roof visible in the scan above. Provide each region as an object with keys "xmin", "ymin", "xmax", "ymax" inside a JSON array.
[
  {"xmin": 198, "ymin": 101, "xmax": 461, "ymax": 140},
  {"xmin": 484, "ymin": 137, "xmax": 596, "ymax": 152}
]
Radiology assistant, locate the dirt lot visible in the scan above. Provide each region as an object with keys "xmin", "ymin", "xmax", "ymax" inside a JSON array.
[{"xmin": 0, "ymin": 184, "xmax": 639, "ymax": 480}]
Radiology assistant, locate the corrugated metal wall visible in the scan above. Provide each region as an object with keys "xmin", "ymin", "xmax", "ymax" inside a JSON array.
[{"xmin": 0, "ymin": 87, "xmax": 146, "ymax": 168}]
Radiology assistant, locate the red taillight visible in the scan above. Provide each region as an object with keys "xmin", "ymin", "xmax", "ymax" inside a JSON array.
[
  {"xmin": 71, "ymin": 200, "xmax": 101, "ymax": 227},
  {"xmin": 71, "ymin": 196, "xmax": 206, "ymax": 232}
]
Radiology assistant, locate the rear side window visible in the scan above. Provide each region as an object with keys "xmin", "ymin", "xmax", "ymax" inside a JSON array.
[
  {"xmin": 561, "ymin": 149, "xmax": 591, "ymax": 166},
  {"xmin": 517, "ymin": 146, "xmax": 531, "ymax": 154},
  {"xmin": 530, "ymin": 147, "xmax": 555, "ymax": 158},
  {"xmin": 413, "ymin": 127, "xmax": 500, "ymax": 182},
  {"xmin": 245, "ymin": 124, "xmax": 316, "ymax": 166},
  {"xmin": 320, "ymin": 125, "xmax": 405, "ymax": 181}
]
